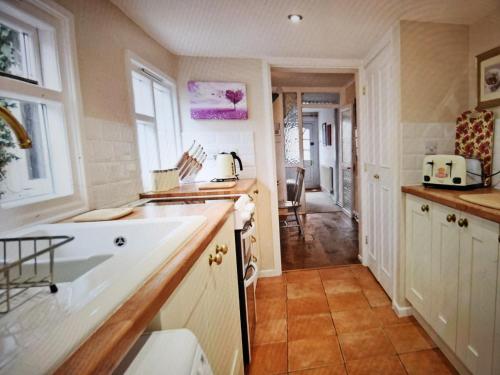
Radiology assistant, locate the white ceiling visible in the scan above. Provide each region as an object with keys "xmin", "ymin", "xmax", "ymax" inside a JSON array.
[{"xmin": 112, "ymin": 0, "xmax": 500, "ymax": 59}]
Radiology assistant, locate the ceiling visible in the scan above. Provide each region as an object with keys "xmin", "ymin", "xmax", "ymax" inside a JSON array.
[
  {"xmin": 111, "ymin": 0, "xmax": 500, "ymax": 59},
  {"xmin": 271, "ymin": 69, "xmax": 354, "ymax": 87}
]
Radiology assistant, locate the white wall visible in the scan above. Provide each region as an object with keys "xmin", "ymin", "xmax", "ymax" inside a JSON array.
[
  {"xmin": 177, "ymin": 56, "xmax": 280, "ymax": 274},
  {"xmin": 317, "ymin": 108, "xmax": 336, "ymax": 193}
]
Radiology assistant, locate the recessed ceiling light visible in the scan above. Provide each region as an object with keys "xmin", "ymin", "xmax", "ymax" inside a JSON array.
[{"xmin": 288, "ymin": 14, "xmax": 303, "ymax": 23}]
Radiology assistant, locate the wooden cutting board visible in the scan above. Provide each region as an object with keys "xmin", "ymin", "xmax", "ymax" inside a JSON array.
[
  {"xmin": 198, "ymin": 182, "xmax": 237, "ymax": 190},
  {"xmin": 72, "ymin": 208, "xmax": 134, "ymax": 222},
  {"xmin": 459, "ymin": 193, "xmax": 500, "ymax": 210}
]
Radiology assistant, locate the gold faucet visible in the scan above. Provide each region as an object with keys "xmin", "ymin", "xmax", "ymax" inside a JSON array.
[{"xmin": 0, "ymin": 106, "xmax": 32, "ymax": 149}]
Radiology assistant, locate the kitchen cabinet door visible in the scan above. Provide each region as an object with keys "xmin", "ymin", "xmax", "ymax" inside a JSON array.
[
  {"xmin": 430, "ymin": 203, "xmax": 460, "ymax": 351},
  {"xmin": 405, "ymin": 195, "xmax": 432, "ymax": 321},
  {"xmin": 457, "ymin": 215, "xmax": 499, "ymax": 375},
  {"xmin": 205, "ymin": 216, "xmax": 243, "ymax": 375}
]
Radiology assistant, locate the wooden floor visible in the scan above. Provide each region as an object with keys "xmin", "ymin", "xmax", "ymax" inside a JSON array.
[
  {"xmin": 280, "ymin": 213, "xmax": 360, "ymax": 271},
  {"xmin": 248, "ymin": 266, "xmax": 457, "ymax": 375}
]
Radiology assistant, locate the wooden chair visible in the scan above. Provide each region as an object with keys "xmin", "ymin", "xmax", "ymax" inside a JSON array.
[{"xmin": 279, "ymin": 167, "xmax": 305, "ymax": 236}]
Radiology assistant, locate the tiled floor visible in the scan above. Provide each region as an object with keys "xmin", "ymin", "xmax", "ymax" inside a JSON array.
[
  {"xmin": 280, "ymin": 213, "xmax": 359, "ymax": 271},
  {"xmin": 249, "ymin": 265, "xmax": 458, "ymax": 375}
]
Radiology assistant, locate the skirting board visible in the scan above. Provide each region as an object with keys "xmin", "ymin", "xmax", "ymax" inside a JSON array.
[
  {"xmin": 258, "ymin": 269, "xmax": 283, "ymax": 278},
  {"xmin": 392, "ymin": 300, "xmax": 413, "ymax": 317}
]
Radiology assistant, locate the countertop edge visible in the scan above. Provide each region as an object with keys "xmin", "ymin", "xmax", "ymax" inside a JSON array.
[
  {"xmin": 139, "ymin": 178, "xmax": 257, "ymax": 198},
  {"xmin": 402, "ymin": 185, "xmax": 500, "ymax": 224},
  {"xmin": 54, "ymin": 202, "xmax": 234, "ymax": 374}
]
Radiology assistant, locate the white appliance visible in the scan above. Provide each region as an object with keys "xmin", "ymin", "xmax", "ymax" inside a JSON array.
[
  {"xmin": 213, "ymin": 152, "xmax": 243, "ymax": 181},
  {"xmin": 422, "ymin": 155, "xmax": 483, "ymax": 189},
  {"xmin": 125, "ymin": 329, "xmax": 213, "ymax": 375}
]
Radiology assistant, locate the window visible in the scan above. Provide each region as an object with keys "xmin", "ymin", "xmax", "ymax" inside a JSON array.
[
  {"xmin": 129, "ymin": 62, "xmax": 180, "ymax": 191},
  {"xmin": 0, "ymin": 1, "xmax": 79, "ymax": 208}
]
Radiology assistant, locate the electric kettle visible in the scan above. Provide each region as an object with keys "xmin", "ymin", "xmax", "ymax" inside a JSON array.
[{"xmin": 214, "ymin": 152, "xmax": 243, "ymax": 181}]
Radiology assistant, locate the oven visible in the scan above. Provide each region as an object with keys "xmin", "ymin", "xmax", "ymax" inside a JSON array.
[{"xmin": 235, "ymin": 220, "xmax": 258, "ymax": 365}]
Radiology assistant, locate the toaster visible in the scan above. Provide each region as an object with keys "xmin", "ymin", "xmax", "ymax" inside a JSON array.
[{"xmin": 422, "ymin": 155, "xmax": 483, "ymax": 189}]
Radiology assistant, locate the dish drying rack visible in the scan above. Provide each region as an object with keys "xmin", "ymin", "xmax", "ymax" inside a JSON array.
[{"xmin": 0, "ymin": 235, "xmax": 74, "ymax": 313}]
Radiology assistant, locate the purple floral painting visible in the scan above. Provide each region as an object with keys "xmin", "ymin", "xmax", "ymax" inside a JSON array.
[{"xmin": 188, "ymin": 81, "xmax": 248, "ymax": 120}]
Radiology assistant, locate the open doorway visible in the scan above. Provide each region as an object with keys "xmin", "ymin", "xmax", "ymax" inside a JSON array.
[{"xmin": 272, "ymin": 69, "xmax": 360, "ymax": 270}]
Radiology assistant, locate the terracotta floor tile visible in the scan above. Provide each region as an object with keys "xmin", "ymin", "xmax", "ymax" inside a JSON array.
[
  {"xmin": 384, "ymin": 322, "xmax": 435, "ymax": 353},
  {"xmin": 258, "ymin": 275, "xmax": 286, "ymax": 286},
  {"xmin": 254, "ymin": 318, "xmax": 287, "ymax": 345},
  {"xmin": 357, "ymin": 275, "xmax": 382, "ymax": 291},
  {"xmin": 287, "ymin": 296, "xmax": 330, "ymax": 316},
  {"xmin": 349, "ymin": 265, "xmax": 372, "ymax": 278},
  {"xmin": 249, "ymin": 342, "xmax": 288, "ymax": 375},
  {"xmin": 323, "ymin": 278, "xmax": 361, "ymax": 295},
  {"xmin": 362, "ymin": 288, "xmax": 391, "ymax": 307},
  {"xmin": 287, "ymin": 282, "xmax": 325, "ymax": 300},
  {"xmin": 256, "ymin": 283, "xmax": 287, "ymax": 299},
  {"xmin": 331, "ymin": 308, "xmax": 381, "ymax": 334},
  {"xmin": 256, "ymin": 298, "xmax": 286, "ymax": 321},
  {"xmin": 400, "ymin": 349, "xmax": 458, "ymax": 374},
  {"xmin": 372, "ymin": 306, "xmax": 415, "ymax": 327},
  {"xmin": 288, "ymin": 336, "xmax": 343, "ymax": 372},
  {"xmin": 289, "ymin": 364, "xmax": 347, "ymax": 374},
  {"xmin": 345, "ymin": 355, "xmax": 406, "ymax": 375},
  {"xmin": 286, "ymin": 270, "xmax": 322, "ymax": 284},
  {"xmin": 319, "ymin": 267, "xmax": 354, "ymax": 281},
  {"xmin": 327, "ymin": 292, "xmax": 370, "ymax": 312},
  {"xmin": 339, "ymin": 328, "xmax": 396, "ymax": 361},
  {"xmin": 288, "ymin": 313, "xmax": 336, "ymax": 340}
]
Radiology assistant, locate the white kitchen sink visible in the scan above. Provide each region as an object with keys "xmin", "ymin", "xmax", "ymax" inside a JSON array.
[
  {"xmin": 5, "ymin": 218, "xmax": 192, "ymax": 283},
  {"xmin": 0, "ymin": 215, "xmax": 207, "ymax": 374}
]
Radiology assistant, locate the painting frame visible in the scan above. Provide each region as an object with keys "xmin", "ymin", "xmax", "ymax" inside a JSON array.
[
  {"xmin": 188, "ymin": 81, "xmax": 248, "ymax": 120},
  {"xmin": 476, "ymin": 46, "xmax": 500, "ymax": 110}
]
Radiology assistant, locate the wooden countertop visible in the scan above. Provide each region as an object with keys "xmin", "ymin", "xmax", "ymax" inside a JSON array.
[
  {"xmin": 402, "ymin": 185, "xmax": 500, "ymax": 224},
  {"xmin": 139, "ymin": 178, "xmax": 257, "ymax": 198},
  {"xmin": 55, "ymin": 202, "xmax": 234, "ymax": 374}
]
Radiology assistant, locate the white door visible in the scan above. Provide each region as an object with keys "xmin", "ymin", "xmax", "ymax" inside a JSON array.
[
  {"xmin": 339, "ymin": 106, "xmax": 353, "ymax": 215},
  {"xmin": 456, "ymin": 215, "xmax": 499, "ymax": 375},
  {"xmin": 363, "ymin": 43, "xmax": 395, "ymax": 297},
  {"xmin": 430, "ymin": 203, "xmax": 460, "ymax": 350},
  {"xmin": 303, "ymin": 122, "xmax": 320, "ymax": 189},
  {"xmin": 405, "ymin": 196, "xmax": 432, "ymax": 320}
]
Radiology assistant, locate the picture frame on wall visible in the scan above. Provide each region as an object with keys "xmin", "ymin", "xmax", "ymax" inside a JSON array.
[
  {"xmin": 326, "ymin": 124, "xmax": 332, "ymax": 146},
  {"xmin": 476, "ymin": 46, "xmax": 500, "ymax": 109}
]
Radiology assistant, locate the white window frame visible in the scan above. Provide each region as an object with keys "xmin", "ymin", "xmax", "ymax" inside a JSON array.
[
  {"xmin": 0, "ymin": 0, "xmax": 86, "ymax": 232},
  {"xmin": 125, "ymin": 51, "xmax": 181, "ymax": 191}
]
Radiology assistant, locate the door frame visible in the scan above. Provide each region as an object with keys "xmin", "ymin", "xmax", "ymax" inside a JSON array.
[
  {"xmin": 263, "ymin": 58, "xmax": 368, "ymax": 276},
  {"xmin": 339, "ymin": 104, "xmax": 354, "ymax": 217}
]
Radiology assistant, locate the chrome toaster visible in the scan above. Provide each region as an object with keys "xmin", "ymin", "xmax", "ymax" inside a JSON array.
[{"xmin": 422, "ymin": 155, "xmax": 483, "ymax": 189}]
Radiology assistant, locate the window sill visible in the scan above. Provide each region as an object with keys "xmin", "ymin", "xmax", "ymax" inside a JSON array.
[{"xmin": 0, "ymin": 190, "xmax": 72, "ymax": 209}]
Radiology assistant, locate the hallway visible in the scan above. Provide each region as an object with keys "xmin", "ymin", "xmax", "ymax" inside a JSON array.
[
  {"xmin": 280, "ymin": 212, "xmax": 359, "ymax": 271},
  {"xmin": 249, "ymin": 266, "xmax": 457, "ymax": 375},
  {"xmin": 305, "ymin": 190, "xmax": 342, "ymax": 214}
]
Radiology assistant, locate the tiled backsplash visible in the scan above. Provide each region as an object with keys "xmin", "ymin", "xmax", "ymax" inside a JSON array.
[
  {"xmin": 401, "ymin": 119, "xmax": 500, "ymax": 187},
  {"xmin": 401, "ymin": 122, "xmax": 457, "ymax": 185},
  {"xmin": 85, "ymin": 117, "xmax": 141, "ymax": 208},
  {"xmin": 181, "ymin": 130, "xmax": 256, "ymax": 182}
]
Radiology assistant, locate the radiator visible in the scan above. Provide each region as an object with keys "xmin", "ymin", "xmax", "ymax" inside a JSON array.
[{"xmin": 320, "ymin": 165, "xmax": 334, "ymax": 194}]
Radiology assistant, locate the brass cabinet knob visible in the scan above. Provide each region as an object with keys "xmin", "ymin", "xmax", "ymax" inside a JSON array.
[
  {"xmin": 216, "ymin": 244, "xmax": 229, "ymax": 255},
  {"xmin": 373, "ymin": 174, "xmax": 380, "ymax": 180},
  {"xmin": 253, "ymin": 189, "xmax": 259, "ymax": 195},
  {"xmin": 446, "ymin": 214, "xmax": 456, "ymax": 223},
  {"xmin": 209, "ymin": 252, "xmax": 223, "ymax": 266},
  {"xmin": 421, "ymin": 204, "xmax": 430, "ymax": 213},
  {"xmin": 458, "ymin": 218, "xmax": 468, "ymax": 228},
  {"xmin": 250, "ymin": 236, "xmax": 257, "ymax": 244},
  {"xmin": 252, "ymin": 255, "xmax": 258, "ymax": 263}
]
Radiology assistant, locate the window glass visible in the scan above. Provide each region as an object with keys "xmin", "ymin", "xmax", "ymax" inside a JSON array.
[
  {"xmin": 136, "ymin": 120, "xmax": 160, "ymax": 191},
  {"xmin": 153, "ymin": 82, "xmax": 177, "ymax": 168},
  {"xmin": 283, "ymin": 92, "xmax": 300, "ymax": 165},
  {"xmin": 302, "ymin": 127, "xmax": 311, "ymax": 161},
  {"xmin": 0, "ymin": 96, "xmax": 53, "ymax": 202},
  {"xmin": 0, "ymin": 17, "xmax": 39, "ymax": 83},
  {"xmin": 132, "ymin": 71, "xmax": 155, "ymax": 117}
]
